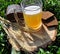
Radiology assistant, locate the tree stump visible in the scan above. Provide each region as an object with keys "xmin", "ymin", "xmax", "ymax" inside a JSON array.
[
  {"xmin": 8, "ymin": 23, "xmax": 57, "ymax": 52},
  {"xmin": 0, "ymin": 11, "xmax": 58, "ymax": 53}
]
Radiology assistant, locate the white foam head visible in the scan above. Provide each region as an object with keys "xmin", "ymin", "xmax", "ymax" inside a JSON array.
[{"xmin": 24, "ymin": 6, "xmax": 42, "ymax": 15}]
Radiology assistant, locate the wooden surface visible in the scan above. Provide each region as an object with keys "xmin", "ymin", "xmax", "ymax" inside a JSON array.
[
  {"xmin": 7, "ymin": 23, "xmax": 57, "ymax": 52},
  {"xmin": 0, "ymin": 11, "xmax": 58, "ymax": 52}
]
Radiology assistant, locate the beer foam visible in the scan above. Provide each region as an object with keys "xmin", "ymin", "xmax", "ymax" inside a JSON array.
[{"xmin": 24, "ymin": 6, "xmax": 42, "ymax": 15}]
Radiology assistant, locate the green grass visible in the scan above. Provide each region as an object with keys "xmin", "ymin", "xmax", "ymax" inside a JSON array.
[{"xmin": 0, "ymin": 0, "xmax": 60, "ymax": 54}]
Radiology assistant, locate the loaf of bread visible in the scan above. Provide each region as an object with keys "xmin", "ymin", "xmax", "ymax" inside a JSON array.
[{"xmin": 6, "ymin": 4, "xmax": 23, "ymax": 22}]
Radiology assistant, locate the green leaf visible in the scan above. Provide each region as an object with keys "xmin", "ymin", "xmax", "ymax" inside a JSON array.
[
  {"xmin": 38, "ymin": 48, "xmax": 46, "ymax": 54},
  {"xmin": 11, "ymin": 48, "xmax": 21, "ymax": 54},
  {"xmin": 57, "ymin": 48, "xmax": 60, "ymax": 54}
]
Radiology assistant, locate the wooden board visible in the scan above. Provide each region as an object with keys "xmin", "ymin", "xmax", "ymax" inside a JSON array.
[
  {"xmin": 7, "ymin": 23, "xmax": 57, "ymax": 52},
  {"xmin": 0, "ymin": 13, "xmax": 57, "ymax": 52}
]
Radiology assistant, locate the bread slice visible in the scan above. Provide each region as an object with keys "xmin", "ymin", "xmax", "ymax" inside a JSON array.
[
  {"xmin": 42, "ymin": 11, "xmax": 58, "ymax": 27},
  {"xmin": 44, "ymin": 16, "xmax": 58, "ymax": 27}
]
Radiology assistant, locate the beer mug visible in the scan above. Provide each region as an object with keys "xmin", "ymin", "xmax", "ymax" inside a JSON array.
[{"xmin": 21, "ymin": 0, "xmax": 43, "ymax": 31}]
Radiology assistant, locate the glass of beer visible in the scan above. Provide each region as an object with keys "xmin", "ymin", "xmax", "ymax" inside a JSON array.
[{"xmin": 21, "ymin": 0, "xmax": 42, "ymax": 31}]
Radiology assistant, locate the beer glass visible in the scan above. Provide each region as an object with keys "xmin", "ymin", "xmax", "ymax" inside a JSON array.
[{"xmin": 21, "ymin": 0, "xmax": 42, "ymax": 31}]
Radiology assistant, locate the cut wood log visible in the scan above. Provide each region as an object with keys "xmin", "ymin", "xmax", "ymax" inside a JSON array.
[
  {"xmin": 43, "ymin": 24, "xmax": 57, "ymax": 41},
  {"xmin": 0, "ymin": 10, "xmax": 58, "ymax": 52}
]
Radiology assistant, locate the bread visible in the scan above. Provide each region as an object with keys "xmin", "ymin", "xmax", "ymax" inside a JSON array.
[{"xmin": 42, "ymin": 11, "xmax": 58, "ymax": 27}]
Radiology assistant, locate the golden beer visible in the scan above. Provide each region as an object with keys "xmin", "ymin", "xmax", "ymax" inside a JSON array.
[{"xmin": 23, "ymin": 6, "xmax": 42, "ymax": 30}]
